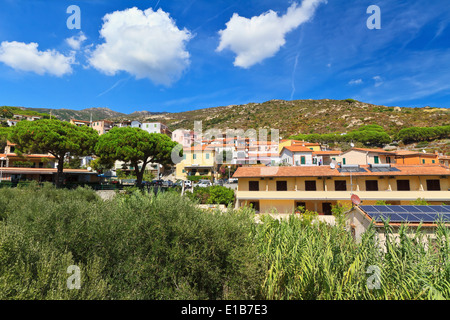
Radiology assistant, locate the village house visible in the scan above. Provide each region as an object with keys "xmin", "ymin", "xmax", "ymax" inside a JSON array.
[
  {"xmin": 280, "ymin": 145, "xmax": 315, "ymax": 166},
  {"xmin": 278, "ymin": 139, "xmax": 322, "ymax": 153},
  {"xmin": 339, "ymin": 148, "xmax": 396, "ymax": 165},
  {"xmin": 91, "ymin": 120, "xmax": 114, "ymax": 135},
  {"xmin": 141, "ymin": 122, "xmax": 172, "ymax": 137},
  {"xmin": 175, "ymin": 145, "xmax": 216, "ymax": 179},
  {"xmin": 172, "ymin": 129, "xmax": 198, "ymax": 148},
  {"xmin": 394, "ymin": 150, "xmax": 439, "ymax": 165},
  {"xmin": 232, "ymin": 164, "xmax": 450, "ymax": 215}
]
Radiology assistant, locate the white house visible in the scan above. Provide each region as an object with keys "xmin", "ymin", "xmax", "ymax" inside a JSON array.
[{"xmin": 280, "ymin": 145, "xmax": 315, "ymax": 166}]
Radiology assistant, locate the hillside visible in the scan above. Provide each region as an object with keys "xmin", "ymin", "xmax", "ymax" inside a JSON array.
[
  {"xmin": 112, "ymin": 99, "xmax": 450, "ymax": 137},
  {"xmin": 24, "ymin": 107, "xmax": 127, "ymax": 122}
]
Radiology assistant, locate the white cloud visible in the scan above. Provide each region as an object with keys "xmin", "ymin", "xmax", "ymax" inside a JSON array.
[
  {"xmin": 373, "ymin": 76, "xmax": 383, "ymax": 87},
  {"xmin": 66, "ymin": 32, "xmax": 87, "ymax": 50},
  {"xmin": 89, "ymin": 7, "xmax": 192, "ymax": 86},
  {"xmin": 216, "ymin": 0, "xmax": 325, "ymax": 68},
  {"xmin": 349, "ymin": 79, "xmax": 363, "ymax": 85},
  {"xmin": 0, "ymin": 41, "xmax": 74, "ymax": 76}
]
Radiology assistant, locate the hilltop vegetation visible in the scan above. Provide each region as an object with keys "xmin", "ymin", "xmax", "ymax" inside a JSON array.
[
  {"xmin": 123, "ymin": 99, "xmax": 449, "ymax": 137},
  {"xmin": 1, "ymin": 106, "xmax": 49, "ymax": 119},
  {"xmin": 6, "ymin": 99, "xmax": 450, "ymax": 139}
]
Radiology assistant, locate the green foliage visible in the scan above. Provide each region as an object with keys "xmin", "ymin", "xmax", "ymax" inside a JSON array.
[
  {"xmin": 187, "ymin": 175, "xmax": 211, "ymax": 182},
  {"xmin": 186, "ymin": 186, "xmax": 235, "ymax": 206},
  {"xmin": 375, "ymin": 200, "xmax": 391, "ymax": 205},
  {"xmin": 95, "ymin": 127, "xmax": 179, "ymax": 186},
  {"xmin": 397, "ymin": 125, "xmax": 450, "ymax": 144},
  {"xmin": 290, "ymin": 125, "xmax": 392, "ymax": 147},
  {"xmin": 411, "ymin": 198, "xmax": 430, "ymax": 205},
  {"xmin": 255, "ymin": 215, "xmax": 450, "ymax": 299},
  {"xmin": 90, "ymin": 157, "xmax": 115, "ymax": 174},
  {"xmin": 0, "ymin": 106, "xmax": 48, "ymax": 119},
  {"xmin": 207, "ymin": 186, "xmax": 235, "ymax": 206},
  {"xmin": 0, "ymin": 185, "xmax": 262, "ymax": 299},
  {"xmin": 8, "ymin": 119, "xmax": 98, "ymax": 186}
]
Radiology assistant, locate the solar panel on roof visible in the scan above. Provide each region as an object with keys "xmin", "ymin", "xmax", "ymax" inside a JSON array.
[
  {"xmin": 388, "ymin": 206, "xmax": 408, "ymax": 213},
  {"xmin": 359, "ymin": 205, "xmax": 378, "ymax": 213},
  {"xmin": 359, "ymin": 205, "xmax": 450, "ymax": 224}
]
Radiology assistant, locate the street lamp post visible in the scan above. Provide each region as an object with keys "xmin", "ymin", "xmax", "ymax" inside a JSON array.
[{"xmin": 228, "ymin": 165, "xmax": 231, "ymax": 182}]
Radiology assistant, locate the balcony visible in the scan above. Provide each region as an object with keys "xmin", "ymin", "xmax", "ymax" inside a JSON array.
[{"xmin": 236, "ymin": 190, "xmax": 450, "ymax": 202}]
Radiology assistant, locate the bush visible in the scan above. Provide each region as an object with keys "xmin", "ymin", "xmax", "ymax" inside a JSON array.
[{"xmin": 0, "ymin": 184, "xmax": 262, "ymax": 299}]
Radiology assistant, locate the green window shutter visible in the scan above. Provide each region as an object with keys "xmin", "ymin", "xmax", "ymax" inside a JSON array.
[
  {"xmin": 374, "ymin": 156, "xmax": 379, "ymax": 164},
  {"xmin": 301, "ymin": 156, "xmax": 305, "ymax": 165},
  {"xmin": 422, "ymin": 159, "xmax": 425, "ymax": 164},
  {"xmin": 206, "ymin": 153, "xmax": 209, "ymax": 159},
  {"xmin": 343, "ymin": 158, "xmax": 346, "ymax": 165},
  {"xmin": 193, "ymin": 154, "xmax": 197, "ymax": 160}
]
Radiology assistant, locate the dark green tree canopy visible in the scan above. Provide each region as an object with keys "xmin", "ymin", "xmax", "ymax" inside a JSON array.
[
  {"xmin": 9, "ymin": 119, "xmax": 98, "ymax": 158},
  {"xmin": 95, "ymin": 127, "xmax": 180, "ymax": 186},
  {"xmin": 9, "ymin": 119, "xmax": 98, "ymax": 186}
]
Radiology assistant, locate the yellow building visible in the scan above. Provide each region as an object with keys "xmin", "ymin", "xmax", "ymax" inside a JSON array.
[
  {"xmin": 233, "ymin": 164, "xmax": 450, "ymax": 214},
  {"xmin": 278, "ymin": 139, "xmax": 322, "ymax": 153},
  {"xmin": 175, "ymin": 145, "xmax": 216, "ymax": 179}
]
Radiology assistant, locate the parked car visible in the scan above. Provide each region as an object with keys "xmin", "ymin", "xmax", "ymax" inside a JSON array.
[
  {"xmin": 162, "ymin": 180, "xmax": 174, "ymax": 187},
  {"xmin": 213, "ymin": 179, "xmax": 224, "ymax": 186},
  {"xmin": 228, "ymin": 178, "xmax": 238, "ymax": 184},
  {"xmin": 150, "ymin": 179, "xmax": 164, "ymax": 186},
  {"xmin": 121, "ymin": 179, "xmax": 137, "ymax": 186},
  {"xmin": 197, "ymin": 179, "xmax": 212, "ymax": 187}
]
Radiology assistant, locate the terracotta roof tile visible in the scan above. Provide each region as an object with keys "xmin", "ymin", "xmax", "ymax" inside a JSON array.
[
  {"xmin": 233, "ymin": 164, "xmax": 450, "ymax": 178},
  {"xmin": 282, "ymin": 145, "xmax": 315, "ymax": 153}
]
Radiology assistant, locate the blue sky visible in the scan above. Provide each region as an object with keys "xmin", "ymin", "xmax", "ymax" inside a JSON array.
[{"xmin": 0, "ymin": 0, "xmax": 449, "ymax": 114}]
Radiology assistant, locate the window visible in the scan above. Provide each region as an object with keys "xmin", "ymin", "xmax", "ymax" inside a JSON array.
[
  {"xmin": 334, "ymin": 180, "xmax": 347, "ymax": 191},
  {"xmin": 365, "ymin": 180, "xmax": 379, "ymax": 191},
  {"xmin": 183, "ymin": 154, "xmax": 186, "ymax": 160},
  {"xmin": 305, "ymin": 180, "xmax": 317, "ymax": 191},
  {"xmin": 249, "ymin": 181, "xmax": 259, "ymax": 191},
  {"xmin": 301, "ymin": 156, "xmax": 306, "ymax": 165},
  {"xmin": 374, "ymin": 156, "xmax": 379, "ymax": 164},
  {"xmin": 322, "ymin": 203, "xmax": 332, "ymax": 215},
  {"xmin": 206, "ymin": 153, "xmax": 210, "ymax": 159},
  {"xmin": 422, "ymin": 159, "xmax": 425, "ymax": 164},
  {"xmin": 386, "ymin": 157, "xmax": 391, "ymax": 164},
  {"xmin": 343, "ymin": 158, "xmax": 346, "ymax": 165},
  {"xmin": 249, "ymin": 201, "xmax": 260, "ymax": 212},
  {"xmin": 193, "ymin": 154, "xmax": 197, "ymax": 160},
  {"xmin": 426, "ymin": 179, "xmax": 441, "ymax": 191},
  {"xmin": 432, "ymin": 160, "xmax": 436, "ymax": 164},
  {"xmin": 397, "ymin": 180, "xmax": 410, "ymax": 191},
  {"xmin": 276, "ymin": 181, "xmax": 288, "ymax": 191}
]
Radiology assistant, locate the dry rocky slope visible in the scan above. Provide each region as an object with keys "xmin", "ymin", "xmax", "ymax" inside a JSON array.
[{"xmin": 108, "ymin": 99, "xmax": 449, "ymax": 138}]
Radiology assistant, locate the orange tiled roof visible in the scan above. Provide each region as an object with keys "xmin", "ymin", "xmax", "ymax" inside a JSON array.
[
  {"xmin": 282, "ymin": 145, "xmax": 315, "ymax": 153},
  {"xmin": 350, "ymin": 148, "xmax": 396, "ymax": 154},
  {"xmin": 313, "ymin": 151, "xmax": 342, "ymax": 155},
  {"xmin": 233, "ymin": 164, "xmax": 450, "ymax": 178},
  {"xmin": 394, "ymin": 150, "xmax": 438, "ymax": 157}
]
